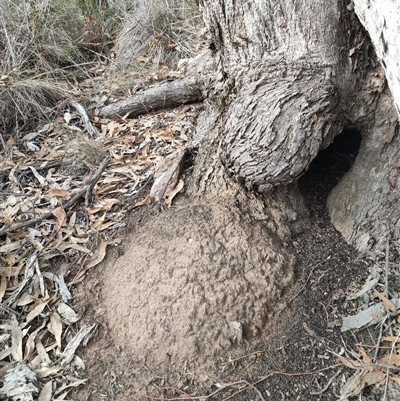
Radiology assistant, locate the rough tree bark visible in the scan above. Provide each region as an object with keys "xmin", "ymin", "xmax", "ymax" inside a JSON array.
[
  {"xmin": 188, "ymin": 0, "xmax": 400, "ymax": 253},
  {"xmin": 99, "ymin": 0, "xmax": 400, "ymax": 370}
]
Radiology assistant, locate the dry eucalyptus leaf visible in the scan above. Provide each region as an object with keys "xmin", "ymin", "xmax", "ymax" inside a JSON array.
[
  {"xmin": 57, "ymin": 303, "xmax": 80, "ymax": 324},
  {"xmin": 34, "ymin": 366, "xmax": 63, "ymax": 379},
  {"xmin": 0, "ymin": 348, "xmax": 13, "ymax": 361},
  {"xmin": 0, "ymin": 241, "xmax": 21, "ymax": 253},
  {"xmin": 86, "ymin": 241, "xmax": 108, "ymax": 269},
  {"xmin": 35, "ymin": 340, "xmax": 52, "ymax": 366},
  {"xmin": 38, "ymin": 380, "xmax": 52, "ymax": 401},
  {"xmin": 64, "ymin": 112, "xmax": 72, "ymax": 124},
  {"xmin": 25, "ymin": 300, "xmax": 48, "ymax": 325},
  {"xmin": 48, "ymin": 189, "xmax": 70, "ymax": 198},
  {"xmin": 52, "ymin": 207, "xmax": 67, "ymax": 227},
  {"xmin": 54, "ymin": 378, "xmax": 87, "ymax": 395},
  {"xmin": 0, "ymin": 276, "xmax": 7, "ymax": 302},
  {"xmin": 48, "ymin": 312, "xmax": 63, "ymax": 349},
  {"xmin": 72, "ymin": 355, "xmax": 85, "ymax": 370},
  {"xmin": 29, "ymin": 167, "xmax": 46, "ymax": 186},
  {"xmin": 56, "ymin": 276, "xmax": 73, "ymax": 302},
  {"xmin": 11, "ymin": 315, "xmax": 23, "ymax": 362}
]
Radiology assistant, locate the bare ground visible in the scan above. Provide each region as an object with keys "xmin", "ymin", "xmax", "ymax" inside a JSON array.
[{"xmin": 72, "ymin": 139, "xmax": 400, "ymax": 401}]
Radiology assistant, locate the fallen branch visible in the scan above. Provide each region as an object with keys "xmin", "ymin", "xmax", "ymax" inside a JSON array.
[
  {"xmin": 0, "ymin": 156, "xmax": 110, "ymax": 237},
  {"xmin": 69, "ymin": 100, "xmax": 96, "ymax": 138},
  {"xmin": 97, "ymin": 77, "xmax": 203, "ymax": 119}
]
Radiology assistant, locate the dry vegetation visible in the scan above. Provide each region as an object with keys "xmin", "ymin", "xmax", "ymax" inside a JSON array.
[
  {"xmin": 0, "ymin": 1, "xmax": 201, "ymax": 399},
  {"xmin": 0, "ymin": 0, "xmax": 199, "ymax": 135},
  {"xmin": 2, "ymin": 1, "xmax": 400, "ymax": 401}
]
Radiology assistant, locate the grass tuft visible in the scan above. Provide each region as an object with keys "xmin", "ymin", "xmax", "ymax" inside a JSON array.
[
  {"xmin": 0, "ymin": 0, "xmax": 127, "ymax": 133},
  {"xmin": 112, "ymin": 0, "xmax": 201, "ymax": 73},
  {"xmin": 0, "ymin": 0, "xmax": 200, "ymax": 134}
]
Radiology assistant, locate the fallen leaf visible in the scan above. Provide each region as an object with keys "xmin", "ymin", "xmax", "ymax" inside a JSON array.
[
  {"xmin": 57, "ymin": 303, "xmax": 80, "ymax": 324},
  {"xmin": 0, "ymin": 348, "xmax": 13, "ymax": 361},
  {"xmin": 35, "ymin": 365, "xmax": 63, "ymax": 378},
  {"xmin": 25, "ymin": 300, "xmax": 48, "ymax": 324},
  {"xmin": 11, "ymin": 315, "xmax": 23, "ymax": 362},
  {"xmin": 337, "ymin": 354, "xmax": 365, "ymax": 369},
  {"xmin": 373, "ymin": 288, "xmax": 397, "ymax": 312},
  {"xmin": 48, "ymin": 189, "xmax": 70, "ymax": 198},
  {"xmin": 35, "ymin": 340, "xmax": 52, "ymax": 366},
  {"xmin": 379, "ymin": 350, "xmax": 400, "ymax": 367},
  {"xmin": 64, "ymin": 112, "xmax": 72, "ymax": 124},
  {"xmin": 38, "ymin": 380, "xmax": 52, "ymax": 401},
  {"xmin": 356, "ymin": 345, "xmax": 372, "ymax": 364},
  {"xmin": 52, "ymin": 207, "xmax": 67, "ymax": 227},
  {"xmin": 29, "ymin": 166, "xmax": 47, "ymax": 186},
  {"xmin": 86, "ymin": 241, "xmax": 108, "ymax": 269},
  {"xmin": 48, "ymin": 312, "xmax": 63, "ymax": 349},
  {"xmin": 0, "ymin": 241, "xmax": 21, "ymax": 253},
  {"xmin": 383, "ymin": 336, "xmax": 400, "ymax": 343},
  {"xmin": 0, "ymin": 276, "xmax": 7, "ymax": 302}
]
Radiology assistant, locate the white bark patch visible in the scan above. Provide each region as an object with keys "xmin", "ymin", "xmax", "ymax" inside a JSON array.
[{"xmin": 353, "ymin": 0, "xmax": 400, "ymax": 116}]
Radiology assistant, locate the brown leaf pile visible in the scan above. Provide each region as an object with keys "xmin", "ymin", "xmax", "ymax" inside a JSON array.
[{"xmin": 0, "ymin": 99, "xmax": 200, "ymax": 399}]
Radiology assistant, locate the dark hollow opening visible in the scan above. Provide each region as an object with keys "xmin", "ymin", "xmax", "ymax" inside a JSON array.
[{"xmin": 298, "ymin": 129, "xmax": 362, "ymax": 219}]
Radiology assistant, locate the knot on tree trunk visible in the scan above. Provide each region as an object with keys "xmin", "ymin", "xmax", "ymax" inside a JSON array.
[{"xmin": 221, "ymin": 64, "xmax": 339, "ymax": 190}]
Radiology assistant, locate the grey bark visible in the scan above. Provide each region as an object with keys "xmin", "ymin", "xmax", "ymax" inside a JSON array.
[
  {"xmin": 97, "ymin": 78, "xmax": 202, "ymax": 118},
  {"xmin": 187, "ymin": 0, "xmax": 399, "ymax": 255}
]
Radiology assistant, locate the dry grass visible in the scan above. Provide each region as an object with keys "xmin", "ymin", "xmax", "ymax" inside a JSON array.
[
  {"xmin": 111, "ymin": 0, "xmax": 201, "ymax": 73},
  {"xmin": 0, "ymin": 0, "xmax": 128, "ymax": 134},
  {"xmin": 0, "ymin": 0, "xmax": 200, "ymax": 135}
]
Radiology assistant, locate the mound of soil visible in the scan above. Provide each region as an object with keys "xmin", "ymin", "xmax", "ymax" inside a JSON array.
[
  {"xmin": 73, "ymin": 136, "xmax": 398, "ymax": 400},
  {"xmin": 96, "ymin": 201, "xmax": 295, "ymax": 380}
]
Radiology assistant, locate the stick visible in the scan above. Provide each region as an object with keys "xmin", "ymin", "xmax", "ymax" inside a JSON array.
[
  {"xmin": 309, "ymin": 368, "xmax": 342, "ymax": 395},
  {"xmin": 385, "ymin": 239, "xmax": 389, "ymax": 298},
  {"xmin": 147, "ymin": 365, "xmax": 342, "ymax": 401},
  {"xmin": 286, "ymin": 257, "xmax": 337, "ymax": 307},
  {"xmin": 69, "ymin": 100, "xmax": 97, "ymax": 138},
  {"xmin": 0, "ymin": 156, "xmax": 110, "ymax": 236}
]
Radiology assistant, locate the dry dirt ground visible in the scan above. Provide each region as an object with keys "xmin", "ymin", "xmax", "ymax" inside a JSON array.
[{"xmin": 70, "ymin": 134, "xmax": 400, "ymax": 401}]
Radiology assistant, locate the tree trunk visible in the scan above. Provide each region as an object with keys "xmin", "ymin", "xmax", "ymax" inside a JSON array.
[
  {"xmin": 189, "ymin": 0, "xmax": 399, "ymax": 254},
  {"xmin": 99, "ymin": 0, "xmax": 400, "ymax": 373}
]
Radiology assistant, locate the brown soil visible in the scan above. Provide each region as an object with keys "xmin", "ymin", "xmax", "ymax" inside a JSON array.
[{"xmin": 72, "ymin": 142, "xmax": 396, "ymax": 401}]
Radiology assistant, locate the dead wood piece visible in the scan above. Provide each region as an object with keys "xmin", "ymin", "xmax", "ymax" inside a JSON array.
[
  {"xmin": 60, "ymin": 323, "xmax": 97, "ymax": 366},
  {"xmin": 0, "ymin": 156, "xmax": 110, "ymax": 237},
  {"xmin": 97, "ymin": 77, "xmax": 203, "ymax": 119},
  {"xmin": 69, "ymin": 100, "xmax": 96, "ymax": 138}
]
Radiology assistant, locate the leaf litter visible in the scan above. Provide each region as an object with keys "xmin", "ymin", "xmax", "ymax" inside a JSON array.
[
  {"xmin": 1, "ymin": 57, "xmax": 399, "ymax": 401},
  {"xmin": 0, "ymin": 75, "xmax": 200, "ymax": 398}
]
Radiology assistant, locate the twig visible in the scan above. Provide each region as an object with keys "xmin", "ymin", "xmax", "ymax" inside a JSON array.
[
  {"xmin": 221, "ymin": 350, "xmax": 265, "ymax": 366},
  {"xmin": 147, "ymin": 365, "xmax": 342, "ymax": 401},
  {"xmin": 84, "ymin": 156, "xmax": 110, "ymax": 205},
  {"xmin": 150, "ymin": 380, "xmax": 265, "ymax": 401},
  {"xmin": 69, "ymin": 100, "xmax": 97, "ymax": 138},
  {"xmin": 286, "ymin": 257, "xmax": 336, "ymax": 307},
  {"xmin": 0, "ymin": 155, "xmax": 110, "ymax": 236},
  {"xmin": 309, "ymin": 368, "xmax": 342, "ymax": 395},
  {"xmin": 385, "ymin": 239, "xmax": 389, "ymax": 298},
  {"xmin": 384, "ymin": 332, "xmax": 400, "ymax": 401},
  {"xmin": 373, "ymin": 316, "xmax": 388, "ymax": 362}
]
